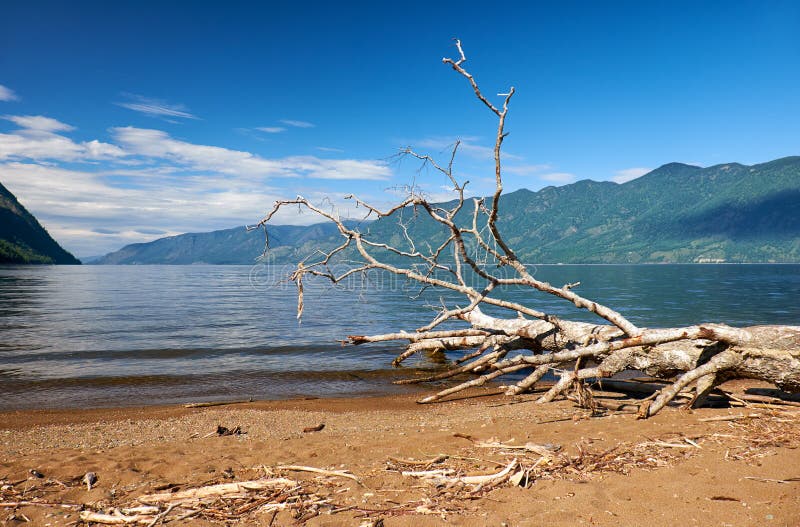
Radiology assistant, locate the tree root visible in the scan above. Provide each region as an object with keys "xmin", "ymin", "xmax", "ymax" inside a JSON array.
[{"xmin": 378, "ymin": 311, "xmax": 800, "ymax": 417}]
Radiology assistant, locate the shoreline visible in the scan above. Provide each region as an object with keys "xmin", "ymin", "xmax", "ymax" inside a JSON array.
[
  {"xmin": 0, "ymin": 375, "xmax": 433, "ymax": 416},
  {"xmin": 0, "ymin": 391, "xmax": 431, "ymax": 431},
  {"xmin": 2, "ymin": 384, "xmax": 799, "ymax": 526}
]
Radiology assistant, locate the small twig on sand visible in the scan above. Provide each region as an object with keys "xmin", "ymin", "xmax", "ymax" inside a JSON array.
[
  {"xmin": 183, "ymin": 399, "xmax": 253, "ymax": 408},
  {"xmin": 0, "ymin": 501, "xmax": 81, "ymax": 510},
  {"xmin": 277, "ymin": 465, "xmax": 362, "ymax": 485},
  {"xmin": 638, "ymin": 440, "xmax": 695, "ymax": 449},
  {"xmin": 744, "ymin": 476, "xmax": 800, "ymax": 484},
  {"xmin": 698, "ymin": 414, "xmax": 760, "ymax": 422},
  {"xmin": 387, "ymin": 455, "xmax": 448, "ymax": 466},
  {"xmin": 145, "ymin": 503, "xmax": 178, "ymax": 527},
  {"xmin": 303, "ymin": 423, "xmax": 325, "ymax": 433}
]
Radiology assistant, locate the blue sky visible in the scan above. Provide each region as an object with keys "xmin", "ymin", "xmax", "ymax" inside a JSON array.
[{"xmin": 1, "ymin": 0, "xmax": 798, "ymax": 257}]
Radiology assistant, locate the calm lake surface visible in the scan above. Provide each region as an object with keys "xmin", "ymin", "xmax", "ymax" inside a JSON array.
[{"xmin": 1, "ymin": 264, "xmax": 798, "ymax": 410}]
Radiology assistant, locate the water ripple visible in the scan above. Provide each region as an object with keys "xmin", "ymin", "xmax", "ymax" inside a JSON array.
[{"xmin": 1, "ymin": 263, "xmax": 798, "ymax": 409}]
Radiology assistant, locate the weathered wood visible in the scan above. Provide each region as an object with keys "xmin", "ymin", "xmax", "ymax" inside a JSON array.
[
  {"xmin": 257, "ymin": 40, "xmax": 800, "ymax": 419},
  {"xmin": 406, "ymin": 308, "xmax": 800, "ymax": 413},
  {"xmin": 138, "ymin": 478, "xmax": 296, "ymax": 505},
  {"xmin": 79, "ymin": 511, "xmax": 154, "ymax": 524}
]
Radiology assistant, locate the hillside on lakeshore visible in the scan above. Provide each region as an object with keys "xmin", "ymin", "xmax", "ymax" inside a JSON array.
[
  {"xmin": 93, "ymin": 156, "xmax": 800, "ymax": 265},
  {"xmin": 0, "ymin": 180, "xmax": 80, "ymax": 265}
]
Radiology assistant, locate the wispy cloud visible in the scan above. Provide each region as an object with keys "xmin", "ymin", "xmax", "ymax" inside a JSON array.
[
  {"xmin": 116, "ymin": 94, "xmax": 198, "ymax": 120},
  {"xmin": 280, "ymin": 119, "xmax": 315, "ymax": 128},
  {"xmin": 0, "ymin": 85, "xmax": 19, "ymax": 102},
  {"xmin": 540, "ymin": 172, "xmax": 577, "ymax": 184},
  {"xmin": 412, "ymin": 136, "xmax": 522, "ymax": 161},
  {"xmin": 256, "ymin": 126, "xmax": 287, "ymax": 133},
  {"xmin": 316, "ymin": 146, "xmax": 344, "ymax": 153},
  {"xmin": 612, "ymin": 167, "xmax": 651, "ymax": 183}
]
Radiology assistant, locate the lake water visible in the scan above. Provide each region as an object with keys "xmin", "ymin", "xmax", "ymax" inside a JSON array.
[{"xmin": 0, "ymin": 264, "xmax": 798, "ymax": 410}]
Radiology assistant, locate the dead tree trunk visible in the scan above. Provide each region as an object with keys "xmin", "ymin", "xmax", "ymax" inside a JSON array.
[{"xmin": 253, "ymin": 40, "xmax": 800, "ymax": 417}]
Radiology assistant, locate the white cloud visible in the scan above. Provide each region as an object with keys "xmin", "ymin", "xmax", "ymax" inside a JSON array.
[
  {"xmin": 612, "ymin": 167, "xmax": 651, "ymax": 183},
  {"xmin": 116, "ymin": 94, "xmax": 198, "ymax": 120},
  {"xmin": 112, "ymin": 126, "xmax": 391, "ymax": 180},
  {"xmin": 0, "ymin": 115, "xmax": 125, "ymax": 162},
  {"xmin": 289, "ymin": 157, "xmax": 391, "ymax": 180},
  {"xmin": 540, "ymin": 172, "xmax": 576, "ymax": 184},
  {"xmin": 280, "ymin": 119, "xmax": 315, "ymax": 128},
  {"xmin": 504, "ymin": 163, "xmax": 552, "ymax": 176},
  {"xmin": 256, "ymin": 126, "xmax": 286, "ymax": 133},
  {"xmin": 0, "ymin": 161, "xmax": 391, "ymax": 256},
  {"xmin": 0, "ymin": 161, "xmax": 285, "ymax": 255},
  {"xmin": 0, "ymin": 119, "xmax": 389, "ymax": 181},
  {"xmin": 0, "ymin": 85, "xmax": 18, "ymax": 102},
  {"xmin": 316, "ymin": 146, "xmax": 344, "ymax": 153},
  {"xmin": 83, "ymin": 139, "xmax": 127, "ymax": 159},
  {"xmin": 4, "ymin": 115, "xmax": 75, "ymax": 133},
  {"xmin": 112, "ymin": 127, "xmax": 288, "ymax": 176},
  {"xmin": 0, "ymin": 117, "xmax": 395, "ymax": 255}
]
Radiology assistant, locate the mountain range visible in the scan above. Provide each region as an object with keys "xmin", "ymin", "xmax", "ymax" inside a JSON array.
[
  {"xmin": 0, "ymin": 181, "xmax": 80, "ymax": 264},
  {"xmin": 92, "ymin": 156, "xmax": 800, "ymax": 265},
  {"xmin": 3, "ymin": 156, "xmax": 796, "ymax": 266}
]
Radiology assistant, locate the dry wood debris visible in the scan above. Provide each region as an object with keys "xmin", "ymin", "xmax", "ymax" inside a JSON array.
[{"xmin": 1, "ymin": 409, "xmax": 798, "ymax": 525}]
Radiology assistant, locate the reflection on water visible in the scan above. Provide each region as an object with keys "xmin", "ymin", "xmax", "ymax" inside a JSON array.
[{"xmin": 0, "ymin": 264, "xmax": 798, "ymax": 410}]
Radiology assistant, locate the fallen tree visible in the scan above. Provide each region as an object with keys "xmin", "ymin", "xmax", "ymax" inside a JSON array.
[{"xmin": 254, "ymin": 40, "xmax": 800, "ymax": 417}]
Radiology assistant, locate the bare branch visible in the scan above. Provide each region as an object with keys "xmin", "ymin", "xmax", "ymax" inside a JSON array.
[{"xmin": 254, "ymin": 39, "xmax": 800, "ymax": 418}]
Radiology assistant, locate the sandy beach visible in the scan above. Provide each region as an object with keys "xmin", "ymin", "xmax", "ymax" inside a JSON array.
[{"xmin": 1, "ymin": 383, "xmax": 799, "ymax": 526}]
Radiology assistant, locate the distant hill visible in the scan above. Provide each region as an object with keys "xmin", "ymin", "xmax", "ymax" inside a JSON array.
[
  {"xmin": 0, "ymin": 181, "xmax": 80, "ymax": 264},
  {"xmin": 94, "ymin": 156, "xmax": 800, "ymax": 265}
]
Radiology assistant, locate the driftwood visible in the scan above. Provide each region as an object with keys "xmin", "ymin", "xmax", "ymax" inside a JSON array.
[
  {"xmin": 401, "ymin": 468, "xmax": 454, "ymax": 479},
  {"xmin": 74, "ymin": 478, "xmax": 302, "ymax": 525},
  {"xmin": 473, "ymin": 441, "xmax": 560, "ymax": 456},
  {"xmin": 388, "ymin": 454, "xmax": 448, "ymax": 466},
  {"xmin": 79, "ymin": 510, "xmax": 156, "ymax": 525},
  {"xmin": 137, "ymin": 477, "xmax": 297, "ymax": 506},
  {"xmin": 254, "ymin": 39, "xmax": 800, "ymax": 418},
  {"xmin": 402, "ymin": 459, "xmax": 520, "ymax": 489}
]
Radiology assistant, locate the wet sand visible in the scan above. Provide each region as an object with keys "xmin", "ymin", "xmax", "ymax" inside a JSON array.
[{"xmin": 1, "ymin": 384, "xmax": 799, "ymax": 526}]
